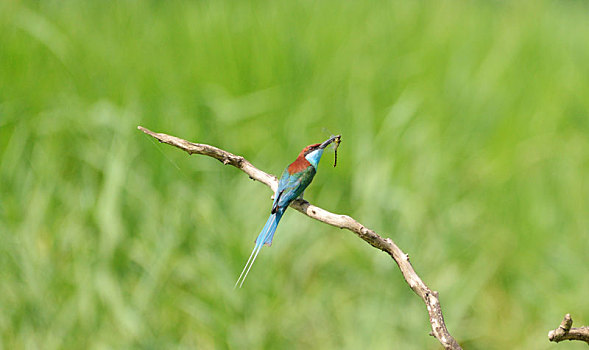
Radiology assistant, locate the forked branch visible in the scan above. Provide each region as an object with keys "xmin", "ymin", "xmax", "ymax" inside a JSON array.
[
  {"xmin": 138, "ymin": 125, "xmax": 462, "ymax": 350},
  {"xmin": 548, "ymin": 314, "xmax": 589, "ymax": 345}
]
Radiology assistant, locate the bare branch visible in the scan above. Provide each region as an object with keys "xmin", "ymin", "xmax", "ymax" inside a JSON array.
[
  {"xmin": 548, "ymin": 314, "xmax": 589, "ymax": 345},
  {"xmin": 138, "ymin": 125, "xmax": 462, "ymax": 350}
]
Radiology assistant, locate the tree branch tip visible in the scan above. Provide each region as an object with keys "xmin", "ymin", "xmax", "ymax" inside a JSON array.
[
  {"xmin": 138, "ymin": 125, "xmax": 151, "ymax": 134},
  {"xmin": 562, "ymin": 314, "xmax": 573, "ymax": 331}
]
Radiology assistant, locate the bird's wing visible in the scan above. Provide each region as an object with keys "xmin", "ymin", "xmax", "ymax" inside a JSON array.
[
  {"xmin": 272, "ymin": 169, "xmax": 290, "ymax": 213},
  {"xmin": 275, "ymin": 166, "xmax": 316, "ymax": 210}
]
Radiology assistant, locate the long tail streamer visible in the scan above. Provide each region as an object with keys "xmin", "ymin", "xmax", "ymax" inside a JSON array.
[{"xmin": 234, "ymin": 211, "xmax": 282, "ymax": 288}]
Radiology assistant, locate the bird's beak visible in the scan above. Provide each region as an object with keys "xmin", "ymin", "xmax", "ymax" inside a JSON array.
[{"xmin": 319, "ymin": 135, "xmax": 341, "ymax": 149}]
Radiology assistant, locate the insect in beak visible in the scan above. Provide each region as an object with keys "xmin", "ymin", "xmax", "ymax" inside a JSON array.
[{"xmin": 332, "ymin": 135, "xmax": 341, "ymax": 167}]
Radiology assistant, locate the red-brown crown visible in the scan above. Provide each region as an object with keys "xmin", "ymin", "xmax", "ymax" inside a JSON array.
[{"xmin": 299, "ymin": 143, "xmax": 321, "ymax": 157}]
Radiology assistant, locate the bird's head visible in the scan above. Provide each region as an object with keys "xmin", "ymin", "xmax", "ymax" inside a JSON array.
[{"xmin": 302, "ymin": 135, "xmax": 341, "ymax": 169}]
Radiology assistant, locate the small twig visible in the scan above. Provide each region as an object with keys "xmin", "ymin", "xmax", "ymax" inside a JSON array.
[
  {"xmin": 138, "ymin": 126, "xmax": 462, "ymax": 350},
  {"xmin": 548, "ymin": 314, "xmax": 589, "ymax": 345}
]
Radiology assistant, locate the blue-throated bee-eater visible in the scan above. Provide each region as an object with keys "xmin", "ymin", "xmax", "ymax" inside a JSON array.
[{"xmin": 235, "ymin": 135, "xmax": 341, "ymax": 288}]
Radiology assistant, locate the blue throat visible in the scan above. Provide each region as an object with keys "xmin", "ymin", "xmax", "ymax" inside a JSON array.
[{"xmin": 305, "ymin": 149, "xmax": 324, "ymax": 169}]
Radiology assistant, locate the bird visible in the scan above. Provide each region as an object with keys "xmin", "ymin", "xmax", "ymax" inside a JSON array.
[{"xmin": 235, "ymin": 135, "xmax": 341, "ymax": 288}]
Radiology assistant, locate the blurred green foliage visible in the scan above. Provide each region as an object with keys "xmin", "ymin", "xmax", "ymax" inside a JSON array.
[{"xmin": 1, "ymin": 1, "xmax": 588, "ymax": 349}]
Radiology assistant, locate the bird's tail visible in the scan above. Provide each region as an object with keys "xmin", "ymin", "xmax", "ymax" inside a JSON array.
[{"xmin": 234, "ymin": 210, "xmax": 284, "ymax": 288}]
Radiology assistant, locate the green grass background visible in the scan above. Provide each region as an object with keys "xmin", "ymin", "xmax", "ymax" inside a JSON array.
[{"xmin": 1, "ymin": 1, "xmax": 588, "ymax": 349}]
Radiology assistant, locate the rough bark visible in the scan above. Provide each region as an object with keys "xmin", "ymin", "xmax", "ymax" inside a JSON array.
[{"xmin": 548, "ymin": 314, "xmax": 589, "ymax": 345}]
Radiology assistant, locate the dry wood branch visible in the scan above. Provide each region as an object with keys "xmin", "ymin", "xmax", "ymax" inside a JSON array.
[
  {"xmin": 548, "ymin": 314, "xmax": 589, "ymax": 345},
  {"xmin": 138, "ymin": 125, "xmax": 462, "ymax": 350}
]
